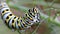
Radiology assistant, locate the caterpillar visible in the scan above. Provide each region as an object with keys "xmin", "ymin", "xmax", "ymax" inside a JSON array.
[{"xmin": 0, "ymin": 2, "xmax": 40, "ymax": 31}]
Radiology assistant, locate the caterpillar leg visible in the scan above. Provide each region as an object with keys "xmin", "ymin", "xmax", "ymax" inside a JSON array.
[
  {"xmin": 17, "ymin": 30, "xmax": 25, "ymax": 34},
  {"xmin": 12, "ymin": 29, "xmax": 15, "ymax": 32}
]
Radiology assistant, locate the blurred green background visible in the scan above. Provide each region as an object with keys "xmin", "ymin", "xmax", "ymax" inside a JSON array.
[{"xmin": 0, "ymin": 0, "xmax": 60, "ymax": 34}]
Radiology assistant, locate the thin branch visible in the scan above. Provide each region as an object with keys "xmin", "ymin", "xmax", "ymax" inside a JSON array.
[{"xmin": 31, "ymin": 18, "xmax": 48, "ymax": 34}]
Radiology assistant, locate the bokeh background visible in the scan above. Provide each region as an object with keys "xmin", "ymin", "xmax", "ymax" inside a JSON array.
[{"xmin": 0, "ymin": 0, "xmax": 60, "ymax": 34}]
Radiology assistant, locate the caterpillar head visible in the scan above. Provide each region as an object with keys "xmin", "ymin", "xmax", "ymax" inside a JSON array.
[
  {"xmin": 28, "ymin": 7, "xmax": 40, "ymax": 23},
  {"xmin": 28, "ymin": 7, "xmax": 39, "ymax": 14},
  {"xmin": 0, "ymin": 2, "xmax": 9, "ymax": 9},
  {"xmin": 33, "ymin": 7, "xmax": 39, "ymax": 13}
]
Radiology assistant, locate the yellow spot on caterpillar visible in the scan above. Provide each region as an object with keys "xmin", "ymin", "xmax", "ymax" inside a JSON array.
[
  {"xmin": 17, "ymin": 18, "xmax": 21, "ymax": 26},
  {"xmin": 34, "ymin": 9, "xmax": 37, "ymax": 13},
  {"xmin": 22, "ymin": 22, "xmax": 27, "ymax": 27},
  {"xmin": 20, "ymin": 17, "xmax": 22, "ymax": 19},
  {"xmin": 5, "ymin": 20, "xmax": 8, "ymax": 23},
  {"xmin": 12, "ymin": 23, "xmax": 15, "ymax": 27},
  {"xmin": 18, "ymin": 23, "xmax": 20, "ymax": 26},
  {"xmin": 33, "ymin": 7, "xmax": 38, "ymax": 13},
  {"xmin": 30, "ymin": 17, "xmax": 33, "ymax": 20},
  {"xmin": 18, "ymin": 22, "xmax": 24, "ymax": 30},
  {"xmin": 32, "ymin": 13, "xmax": 34, "ymax": 16}
]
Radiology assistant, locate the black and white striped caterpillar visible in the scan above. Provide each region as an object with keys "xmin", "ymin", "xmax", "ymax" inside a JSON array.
[{"xmin": 0, "ymin": 2, "xmax": 40, "ymax": 31}]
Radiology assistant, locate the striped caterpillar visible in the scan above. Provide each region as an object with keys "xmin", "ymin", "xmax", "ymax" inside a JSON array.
[{"xmin": 0, "ymin": 2, "xmax": 40, "ymax": 31}]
